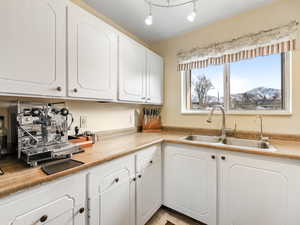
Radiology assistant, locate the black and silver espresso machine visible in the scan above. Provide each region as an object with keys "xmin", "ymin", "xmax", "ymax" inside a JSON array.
[{"xmin": 9, "ymin": 102, "xmax": 81, "ymax": 167}]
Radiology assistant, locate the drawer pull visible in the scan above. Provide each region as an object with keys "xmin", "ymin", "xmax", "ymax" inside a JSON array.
[
  {"xmin": 138, "ymin": 174, "xmax": 142, "ymax": 178},
  {"xmin": 73, "ymin": 88, "xmax": 78, "ymax": 93},
  {"xmin": 114, "ymin": 178, "xmax": 119, "ymax": 183},
  {"xmin": 40, "ymin": 215, "xmax": 48, "ymax": 223},
  {"xmin": 79, "ymin": 207, "xmax": 85, "ymax": 214},
  {"xmin": 211, "ymin": 155, "xmax": 215, "ymax": 159},
  {"xmin": 150, "ymin": 160, "xmax": 153, "ymax": 164},
  {"xmin": 56, "ymin": 86, "xmax": 62, "ymax": 92},
  {"xmin": 221, "ymin": 156, "xmax": 226, "ymax": 160}
]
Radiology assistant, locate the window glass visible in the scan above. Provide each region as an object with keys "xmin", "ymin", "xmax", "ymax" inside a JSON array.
[
  {"xmin": 190, "ymin": 65, "xmax": 224, "ymax": 110},
  {"xmin": 187, "ymin": 53, "xmax": 287, "ymax": 113},
  {"xmin": 229, "ymin": 54, "xmax": 283, "ymax": 110}
]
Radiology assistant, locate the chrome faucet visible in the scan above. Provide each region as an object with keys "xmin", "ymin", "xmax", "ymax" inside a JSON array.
[
  {"xmin": 207, "ymin": 105, "xmax": 227, "ymax": 139},
  {"xmin": 258, "ymin": 115, "xmax": 269, "ymax": 142}
]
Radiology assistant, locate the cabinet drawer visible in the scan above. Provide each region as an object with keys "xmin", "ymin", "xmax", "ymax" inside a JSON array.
[
  {"xmin": 137, "ymin": 144, "xmax": 161, "ymax": 172},
  {"xmin": 100, "ymin": 168, "xmax": 131, "ymax": 193},
  {"xmin": 12, "ymin": 196, "xmax": 73, "ymax": 225}
]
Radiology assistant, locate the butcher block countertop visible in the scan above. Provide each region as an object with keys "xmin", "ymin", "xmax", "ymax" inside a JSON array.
[{"xmin": 1, "ymin": 131, "xmax": 300, "ymax": 198}]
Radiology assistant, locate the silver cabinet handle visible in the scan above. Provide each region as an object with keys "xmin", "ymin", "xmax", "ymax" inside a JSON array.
[
  {"xmin": 147, "ymin": 97, "xmax": 151, "ymax": 101},
  {"xmin": 141, "ymin": 97, "xmax": 146, "ymax": 100}
]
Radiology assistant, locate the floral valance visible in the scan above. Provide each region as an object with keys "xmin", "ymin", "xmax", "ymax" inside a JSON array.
[{"xmin": 177, "ymin": 21, "xmax": 299, "ymax": 71}]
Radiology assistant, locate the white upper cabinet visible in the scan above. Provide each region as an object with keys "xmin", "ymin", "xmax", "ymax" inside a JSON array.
[
  {"xmin": 146, "ymin": 51, "xmax": 164, "ymax": 104},
  {"xmin": 219, "ymin": 151, "xmax": 300, "ymax": 225},
  {"xmin": 164, "ymin": 143, "xmax": 217, "ymax": 225},
  {"xmin": 0, "ymin": 0, "xmax": 66, "ymax": 97},
  {"xmin": 67, "ymin": 2, "xmax": 118, "ymax": 100},
  {"xmin": 119, "ymin": 35, "xmax": 147, "ymax": 102}
]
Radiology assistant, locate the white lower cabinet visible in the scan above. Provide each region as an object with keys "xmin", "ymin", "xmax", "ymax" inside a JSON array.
[
  {"xmin": 88, "ymin": 155, "xmax": 136, "ymax": 225},
  {"xmin": 164, "ymin": 143, "xmax": 217, "ymax": 225},
  {"xmin": 3, "ymin": 142, "xmax": 300, "ymax": 225},
  {"xmin": 219, "ymin": 151, "xmax": 300, "ymax": 225},
  {"xmin": 136, "ymin": 145, "xmax": 162, "ymax": 225},
  {"xmin": 0, "ymin": 173, "xmax": 87, "ymax": 225}
]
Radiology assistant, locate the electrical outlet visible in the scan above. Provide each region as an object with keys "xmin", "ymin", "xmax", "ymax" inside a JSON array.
[
  {"xmin": 129, "ymin": 111, "xmax": 135, "ymax": 126},
  {"xmin": 80, "ymin": 116, "xmax": 88, "ymax": 129}
]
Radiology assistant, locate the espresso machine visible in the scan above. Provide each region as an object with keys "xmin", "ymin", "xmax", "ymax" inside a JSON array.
[{"xmin": 10, "ymin": 102, "xmax": 81, "ymax": 167}]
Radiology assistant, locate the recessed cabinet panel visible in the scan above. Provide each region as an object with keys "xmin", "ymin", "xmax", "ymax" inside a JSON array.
[
  {"xmin": 0, "ymin": 0, "xmax": 66, "ymax": 96},
  {"xmin": 88, "ymin": 155, "xmax": 135, "ymax": 225},
  {"xmin": 68, "ymin": 3, "xmax": 117, "ymax": 100},
  {"xmin": 219, "ymin": 152, "xmax": 300, "ymax": 225},
  {"xmin": 136, "ymin": 145, "xmax": 162, "ymax": 225},
  {"xmin": 0, "ymin": 173, "xmax": 86, "ymax": 225},
  {"xmin": 12, "ymin": 197, "xmax": 74, "ymax": 225},
  {"xmin": 164, "ymin": 144, "xmax": 217, "ymax": 225},
  {"xmin": 119, "ymin": 35, "xmax": 146, "ymax": 102},
  {"xmin": 147, "ymin": 51, "xmax": 164, "ymax": 104}
]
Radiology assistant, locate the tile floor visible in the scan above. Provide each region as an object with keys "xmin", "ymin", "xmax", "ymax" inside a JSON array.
[{"xmin": 146, "ymin": 207, "xmax": 206, "ymax": 225}]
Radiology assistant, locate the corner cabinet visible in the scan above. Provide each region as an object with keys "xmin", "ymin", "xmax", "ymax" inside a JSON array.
[
  {"xmin": 136, "ymin": 145, "xmax": 162, "ymax": 225},
  {"xmin": 118, "ymin": 35, "xmax": 147, "ymax": 103},
  {"xmin": 219, "ymin": 151, "xmax": 300, "ymax": 225},
  {"xmin": 118, "ymin": 35, "xmax": 164, "ymax": 104},
  {"xmin": 88, "ymin": 155, "xmax": 136, "ymax": 225},
  {"xmin": 146, "ymin": 51, "xmax": 164, "ymax": 104},
  {"xmin": 0, "ymin": 173, "xmax": 87, "ymax": 225},
  {"xmin": 164, "ymin": 143, "xmax": 217, "ymax": 225},
  {"xmin": 67, "ymin": 2, "xmax": 118, "ymax": 100},
  {"xmin": 0, "ymin": 0, "xmax": 67, "ymax": 97}
]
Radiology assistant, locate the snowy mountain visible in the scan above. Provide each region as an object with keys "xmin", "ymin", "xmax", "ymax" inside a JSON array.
[
  {"xmin": 231, "ymin": 87, "xmax": 281, "ymax": 101},
  {"xmin": 192, "ymin": 87, "xmax": 281, "ymax": 104}
]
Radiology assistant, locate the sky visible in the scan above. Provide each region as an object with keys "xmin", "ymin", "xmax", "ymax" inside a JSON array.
[{"xmin": 191, "ymin": 54, "xmax": 282, "ymax": 97}]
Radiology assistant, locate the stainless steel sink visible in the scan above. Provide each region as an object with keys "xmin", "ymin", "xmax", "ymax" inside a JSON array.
[
  {"xmin": 184, "ymin": 135, "xmax": 223, "ymax": 143},
  {"xmin": 182, "ymin": 135, "xmax": 276, "ymax": 152},
  {"xmin": 222, "ymin": 137, "xmax": 276, "ymax": 151}
]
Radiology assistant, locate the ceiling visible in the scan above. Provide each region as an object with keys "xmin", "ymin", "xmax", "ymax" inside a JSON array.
[{"xmin": 84, "ymin": 0, "xmax": 276, "ymax": 43}]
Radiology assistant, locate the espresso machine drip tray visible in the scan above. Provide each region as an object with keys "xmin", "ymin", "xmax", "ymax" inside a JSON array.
[{"xmin": 21, "ymin": 143, "xmax": 81, "ymax": 167}]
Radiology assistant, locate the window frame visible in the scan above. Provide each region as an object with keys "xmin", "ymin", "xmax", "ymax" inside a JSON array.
[{"xmin": 181, "ymin": 52, "xmax": 292, "ymax": 115}]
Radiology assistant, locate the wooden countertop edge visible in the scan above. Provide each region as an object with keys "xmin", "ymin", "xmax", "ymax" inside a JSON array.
[
  {"xmin": 2, "ymin": 134, "xmax": 300, "ymax": 198},
  {"xmin": 0, "ymin": 139, "xmax": 163, "ymax": 199}
]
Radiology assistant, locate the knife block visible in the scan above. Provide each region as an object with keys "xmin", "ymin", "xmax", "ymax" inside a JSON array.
[{"xmin": 142, "ymin": 108, "xmax": 162, "ymax": 133}]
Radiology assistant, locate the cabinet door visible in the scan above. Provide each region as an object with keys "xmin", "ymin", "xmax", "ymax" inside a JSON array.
[
  {"xmin": 68, "ymin": 3, "xmax": 118, "ymax": 100},
  {"xmin": 146, "ymin": 51, "xmax": 164, "ymax": 104},
  {"xmin": 11, "ymin": 197, "xmax": 74, "ymax": 225},
  {"xmin": 219, "ymin": 151, "xmax": 300, "ymax": 225},
  {"xmin": 88, "ymin": 155, "xmax": 135, "ymax": 225},
  {"xmin": 119, "ymin": 35, "xmax": 146, "ymax": 102},
  {"xmin": 0, "ymin": 173, "xmax": 86, "ymax": 225},
  {"xmin": 136, "ymin": 145, "xmax": 162, "ymax": 225},
  {"xmin": 0, "ymin": 0, "xmax": 66, "ymax": 97},
  {"xmin": 164, "ymin": 143, "xmax": 217, "ymax": 225}
]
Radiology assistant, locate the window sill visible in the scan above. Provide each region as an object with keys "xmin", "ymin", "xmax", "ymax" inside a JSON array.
[{"xmin": 181, "ymin": 110, "xmax": 292, "ymax": 116}]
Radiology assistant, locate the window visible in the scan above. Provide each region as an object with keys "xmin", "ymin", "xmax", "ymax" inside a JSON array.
[{"xmin": 182, "ymin": 53, "xmax": 291, "ymax": 114}]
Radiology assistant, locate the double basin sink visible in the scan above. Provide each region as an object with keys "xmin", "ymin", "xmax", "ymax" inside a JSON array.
[{"xmin": 183, "ymin": 135, "xmax": 276, "ymax": 152}]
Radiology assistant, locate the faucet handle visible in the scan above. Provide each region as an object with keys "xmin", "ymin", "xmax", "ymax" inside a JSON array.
[{"xmin": 261, "ymin": 136, "xmax": 269, "ymax": 142}]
